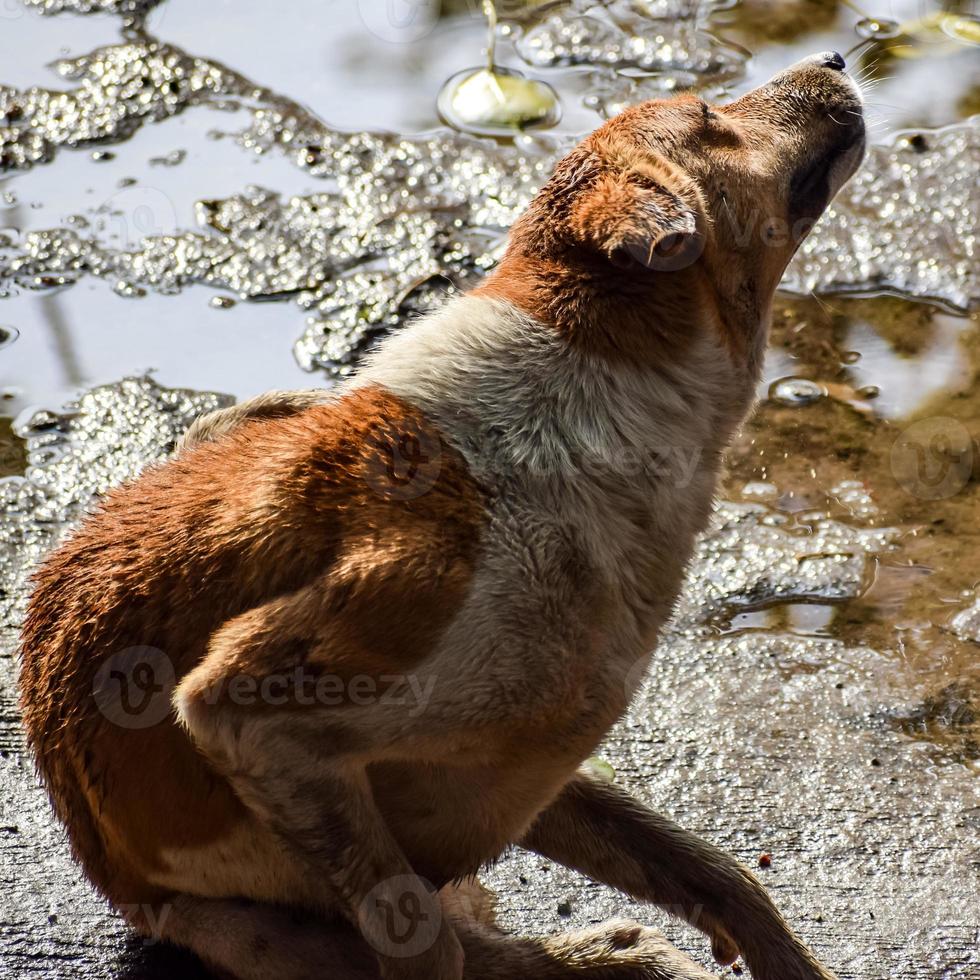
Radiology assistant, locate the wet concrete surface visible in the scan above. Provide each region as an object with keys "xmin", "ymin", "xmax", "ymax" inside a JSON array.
[{"xmin": 1, "ymin": 0, "xmax": 979, "ymax": 977}]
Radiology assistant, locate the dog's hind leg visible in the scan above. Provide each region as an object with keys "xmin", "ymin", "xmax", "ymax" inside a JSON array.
[
  {"xmin": 152, "ymin": 894, "xmax": 716, "ymax": 980},
  {"xmin": 455, "ymin": 917, "xmax": 718, "ymax": 980},
  {"xmin": 443, "ymin": 880, "xmax": 716, "ymax": 979},
  {"xmin": 150, "ymin": 895, "xmax": 381, "ymax": 980}
]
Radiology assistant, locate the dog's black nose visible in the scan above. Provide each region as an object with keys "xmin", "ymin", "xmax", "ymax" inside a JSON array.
[{"xmin": 820, "ymin": 51, "xmax": 846, "ymax": 71}]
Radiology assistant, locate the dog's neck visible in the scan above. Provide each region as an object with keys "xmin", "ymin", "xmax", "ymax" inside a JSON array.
[{"xmin": 351, "ymin": 291, "xmax": 760, "ymax": 486}]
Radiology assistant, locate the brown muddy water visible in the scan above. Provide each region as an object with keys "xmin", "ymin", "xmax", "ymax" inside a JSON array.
[{"xmin": 0, "ymin": 1, "xmax": 978, "ymax": 978}]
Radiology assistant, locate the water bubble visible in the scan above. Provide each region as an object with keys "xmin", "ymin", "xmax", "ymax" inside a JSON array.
[
  {"xmin": 437, "ymin": 68, "xmax": 561, "ymax": 138},
  {"xmin": 855, "ymin": 17, "xmax": 901, "ymax": 40},
  {"xmin": 769, "ymin": 377, "xmax": 826, "ymax": 408},
  {"xmin": 939, "ymin": 14, "xmax": 980, "ymax": 46}
]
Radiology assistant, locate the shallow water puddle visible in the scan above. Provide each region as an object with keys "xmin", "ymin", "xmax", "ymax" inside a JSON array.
[{"xmin": 726, "ymin": 293, "xmax": 980, "ymax": 761}]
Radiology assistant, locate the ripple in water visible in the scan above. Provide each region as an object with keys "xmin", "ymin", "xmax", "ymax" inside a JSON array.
[{"xmin": 438, "ymin": 67, "xmax": 561, "ymax": 137}]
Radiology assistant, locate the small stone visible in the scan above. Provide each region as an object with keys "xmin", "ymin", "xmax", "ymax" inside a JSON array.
[
  {"xmin": 557, "ymin": 900, "xmax": 572, "ymax": 917},
  {"xmin": 758, "ymin": 853, "xmax": 772, "ymax": 868},
  {"xmin": 210, "ymin": 295, "xmax": 236, "ymax": 309},
  {"xmin": 149, "ymin": 149, "xmax": 187, "ymax": 167},
  {"xmin": 302, "ymin": 146, "xmax": 324, "ymax": 167},
  {"xmin": 584, "ymin": 756, "xmax": 616, "ymax": 782}
]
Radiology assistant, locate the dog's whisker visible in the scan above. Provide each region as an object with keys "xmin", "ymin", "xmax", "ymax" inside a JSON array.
[{"xmin": 808, "ymin": 289, "xmax": 844, "ymax": 317}]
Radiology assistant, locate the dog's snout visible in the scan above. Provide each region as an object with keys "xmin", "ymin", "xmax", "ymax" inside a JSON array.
[
  {"xmin": 787, "ymin": 51, "xmax": 848, "ymax": 74},
  {"xmin": 819, "ymin": 51, "xmax": 846, "ymax": 71}
]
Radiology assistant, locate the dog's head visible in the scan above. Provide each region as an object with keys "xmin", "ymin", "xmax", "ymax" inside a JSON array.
[{"xmin": 481, "ymin": 53, "xmax": 865, "ymax": 363}]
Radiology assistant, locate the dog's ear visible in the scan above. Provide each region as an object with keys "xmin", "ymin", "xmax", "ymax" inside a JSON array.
[{"xmin": 569, "ymin": 172, "xmax": 703, "ymax": 272}]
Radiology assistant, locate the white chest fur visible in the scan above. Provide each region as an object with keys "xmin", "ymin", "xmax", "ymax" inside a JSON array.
[{"xmin": 353, "ymin": 295, "xmax": 751, "ymax": 640}]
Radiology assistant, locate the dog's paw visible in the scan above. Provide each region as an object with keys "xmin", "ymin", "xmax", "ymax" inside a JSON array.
[{"xmin": 543, "ymin": 918, "xmax": 718, "ymax": 979}]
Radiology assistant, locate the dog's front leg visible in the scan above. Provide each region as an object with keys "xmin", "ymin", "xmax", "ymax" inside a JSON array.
[{"xmin": 520, "ymin": 770, "xmax": 837, "ymax": 980}]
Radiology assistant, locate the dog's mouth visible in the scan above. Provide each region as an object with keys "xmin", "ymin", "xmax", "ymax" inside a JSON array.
[{"xmin": 789, "ymin": 112, "xmax": 866, "ymax": 224}]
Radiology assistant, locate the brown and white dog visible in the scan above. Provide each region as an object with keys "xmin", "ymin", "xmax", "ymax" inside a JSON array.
[{"xmin": 20, "ymin": 54, "xmax": 865, "ymax": 980}]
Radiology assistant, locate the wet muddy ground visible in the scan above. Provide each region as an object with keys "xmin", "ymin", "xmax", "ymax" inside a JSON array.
[{"xmin": 1, "ymin": 0, "xmax": 978, "ymax": 977}]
